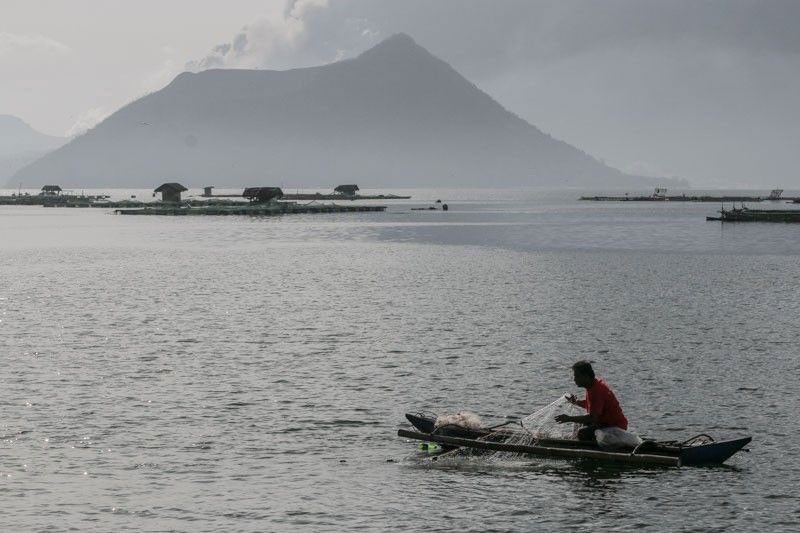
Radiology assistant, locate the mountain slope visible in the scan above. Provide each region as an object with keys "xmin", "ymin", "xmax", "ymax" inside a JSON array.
[
  {"xmin": 13, "ymin": 34, "xmax": 671, "ymax": 188},
  {"xmin": 0, "ymin": 115, "xmax": 66, "ymax": 184}
]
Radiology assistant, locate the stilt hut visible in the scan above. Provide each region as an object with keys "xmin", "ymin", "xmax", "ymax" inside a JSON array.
[
  {"xmin": 154, "ymin": 182, "xmax": 188, "ymax": 203},
  {"xmin": 40, "ymin": 185, "xmax": 62, "ymax": 196},
  {"xmin": 334, "ymin": 184, "xmax": 359, "ymax": 196},
  {"xmin": 243, "ymin": 187, "xmax": 284, "ymax": 203}
]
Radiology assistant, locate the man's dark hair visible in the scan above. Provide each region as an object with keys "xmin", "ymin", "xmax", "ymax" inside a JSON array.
[{"xmin": 572, "ymin": 360, "xmax": 595, "ymax": 378}]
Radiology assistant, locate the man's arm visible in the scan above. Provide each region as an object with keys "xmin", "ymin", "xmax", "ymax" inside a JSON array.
[
  {"xmin": 555, "ymin": 413, "xmax": 598, "ymax": 425},
  {"xmin": 566, "ymin": 394, "xmax": 587, "ymax": 409},
  {"xmin": 558, "ymin": 390, "xmax": 605, "ymax": 425}
]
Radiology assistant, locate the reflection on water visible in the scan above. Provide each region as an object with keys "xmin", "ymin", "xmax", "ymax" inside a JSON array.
[{"xmin": 0, "ymin": 189, "xmax": 797, "ymax": 531}]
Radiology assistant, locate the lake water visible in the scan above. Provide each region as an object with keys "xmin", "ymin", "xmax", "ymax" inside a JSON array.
[{"xmin": 1, "ymin": 189, "xmax": 798, "ymax": 531}]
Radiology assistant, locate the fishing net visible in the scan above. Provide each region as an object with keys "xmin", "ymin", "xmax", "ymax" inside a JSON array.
[
  {"xmin": 516, "ymin": 395, "xmax": 584, "ymax": 440},
  {"xmin": 447, "ymin": 395, "xmax": 584, "ymax": 462}
]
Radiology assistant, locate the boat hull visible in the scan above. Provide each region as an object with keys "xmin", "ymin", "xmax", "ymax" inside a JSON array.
[{"xmin": 678, "ymin": 437, "xmax": 751, "ymax": 465}]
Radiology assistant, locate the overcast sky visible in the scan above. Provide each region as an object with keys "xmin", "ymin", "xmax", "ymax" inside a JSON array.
[{"xmin": 3, "ymin": 0, "xmax": 799, "ymax": 187}]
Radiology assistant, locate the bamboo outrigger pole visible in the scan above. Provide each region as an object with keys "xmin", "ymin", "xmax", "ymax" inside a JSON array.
[{"xmin": 398, "ymin": 429, "xmax": 682, "ymax": 467}]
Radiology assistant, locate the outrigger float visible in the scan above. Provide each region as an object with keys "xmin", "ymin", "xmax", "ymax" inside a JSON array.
[{"xmin": 399, "ymin": 413, "xmax": 751, "ymax": 467}]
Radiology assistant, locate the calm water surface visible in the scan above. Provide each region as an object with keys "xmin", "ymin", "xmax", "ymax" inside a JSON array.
[{"xmin": 1, "ymin": 189, "xmax": 798, "ymax": 531}]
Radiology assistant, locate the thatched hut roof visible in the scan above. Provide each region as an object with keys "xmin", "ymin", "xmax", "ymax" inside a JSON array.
[
  {"xmin": 154, "ymin": 182, "xmax": 188, "ymax": 193},
  {"xmin": 334, "ymin": 184, "xmax": 359, "ymax": 195},
  {"xmin": 243, "ymin": 187, "xmax": 284, "ymax": 203}
]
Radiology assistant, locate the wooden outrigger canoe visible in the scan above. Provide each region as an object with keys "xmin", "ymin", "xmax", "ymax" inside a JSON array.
[{"xmin": 400, "ymin": 413, "xmax": 751, "ymax": 467}]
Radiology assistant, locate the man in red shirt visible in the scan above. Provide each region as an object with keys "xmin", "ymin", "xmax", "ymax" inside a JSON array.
[{"xmin": 555, "ymin": 360, "xmax": 628, "ymax": 441}]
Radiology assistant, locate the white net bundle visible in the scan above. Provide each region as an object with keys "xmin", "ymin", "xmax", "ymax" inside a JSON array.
[
  {"xmin": 434, "ymin": 412, "xmax": 483, "ymax": 430},
  {"xmin": 448, "ymin": 395, "xmax": 584, "ymax": 462}
]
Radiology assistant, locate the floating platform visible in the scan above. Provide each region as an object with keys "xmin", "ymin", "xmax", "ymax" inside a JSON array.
[
  {"xmin": 707, "ymin": 206, "xmax": 800, "ymax": 222},
  {"xmin": 580, "ymin": 194, "xmax": 799, "ymax": 202},
  {"xmin": 280, "ymin": 193, "xmax": 410, "ymax": 201},
  {"xmin": 581, "ymin": 188, "xmax": 796, "ymax": 203},
  {"xmin": 0, "ymin": 194, "xmax": 107, "ymax": 206},
  {"xmin": 92, "ymin": 199, "xmax": 248, "ymax": 209},
  {"xmin": 115, "ymin": 202, "xmax": 386, "ymax": 216},
  {"xmin": 201, "ymin": 190, "xmax": 410, "ymax": 201}
]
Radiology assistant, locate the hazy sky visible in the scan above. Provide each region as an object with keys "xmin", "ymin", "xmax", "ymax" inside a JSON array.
[{"xmin": 3, "ymin": 0, "xmax": 799, "ymax": 186}]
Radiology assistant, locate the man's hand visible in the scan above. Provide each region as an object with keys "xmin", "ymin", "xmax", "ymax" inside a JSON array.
[
  {"xmin": 555, "ymin": 414, "xmax": 572, "ymax": 424},
  {"xmin": 565, "ymin": 394, "xmax": 578, "ymax": 404}
]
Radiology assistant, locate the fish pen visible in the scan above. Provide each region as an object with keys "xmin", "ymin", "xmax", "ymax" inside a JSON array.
[
  {"xmin": 707, "ymin": 206, "xmax": 800, "ymax": 222},
  {"xmin": 115, "ymin": 202, "xmax": 387, "ymax": 216}
]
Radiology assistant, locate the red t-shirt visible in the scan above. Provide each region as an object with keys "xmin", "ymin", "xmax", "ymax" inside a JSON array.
[{"xmin": 578, "ymin": 377, "xmax": 628, "ymax": 430}]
